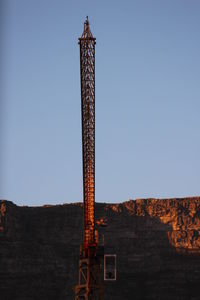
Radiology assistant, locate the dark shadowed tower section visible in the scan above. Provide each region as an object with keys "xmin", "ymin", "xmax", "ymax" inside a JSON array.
[{"xmin": 75, "ymin": 18, "xmax": 104, "ymax": 300}]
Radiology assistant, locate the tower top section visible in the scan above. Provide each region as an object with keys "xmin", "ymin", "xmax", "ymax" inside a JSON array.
[{"xmin": 78, "ymin": 17, "xmax": 96, "ymax": 43}]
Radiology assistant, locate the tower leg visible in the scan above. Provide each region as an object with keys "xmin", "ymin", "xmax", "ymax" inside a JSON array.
[{"xmin": 75, "ymin": 255, "xmax": 104, "ymax": 300}]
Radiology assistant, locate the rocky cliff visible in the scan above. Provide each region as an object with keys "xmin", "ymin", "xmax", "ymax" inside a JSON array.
[{"xmin": 0, "ymin": 197, "xmax": 200, "ymax": 300}]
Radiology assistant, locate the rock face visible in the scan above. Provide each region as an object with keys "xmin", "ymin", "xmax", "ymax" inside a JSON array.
[{"xmin": 0, "ymin": 197, "xmax": 200, "ymax": 300}]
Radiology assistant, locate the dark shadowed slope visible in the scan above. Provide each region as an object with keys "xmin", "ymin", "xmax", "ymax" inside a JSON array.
[{"xmin": 0, "ymin": 197, "xmax": 200, "ymax": 300}]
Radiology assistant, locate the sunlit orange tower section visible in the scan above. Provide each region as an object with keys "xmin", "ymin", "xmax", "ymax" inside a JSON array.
[
  {"xmin": 80, "ymin": 17, "xmax": 96, "ymax": 249},
  {"xmin": 75, "ymin": 17, "xmax": 104, "ymax": 300}
]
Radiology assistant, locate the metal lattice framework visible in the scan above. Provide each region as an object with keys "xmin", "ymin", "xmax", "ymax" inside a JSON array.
[
  {"xmin": 75, "ymin": 17, "xmax": 104, "ymax": 300},
  {"xmin": 79, "ymin": 17, "xmax": 96, "ymax": 248}
]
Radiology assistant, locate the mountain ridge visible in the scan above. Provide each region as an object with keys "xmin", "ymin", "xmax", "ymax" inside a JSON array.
[{"xmin": 1, "ymin": 197, "xmax": 200, "ymax": 299}]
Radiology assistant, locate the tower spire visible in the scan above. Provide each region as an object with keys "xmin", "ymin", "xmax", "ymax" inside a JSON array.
[{"xmin": 79, "ymin": 16, "xmax": 96, "ymax": 41}]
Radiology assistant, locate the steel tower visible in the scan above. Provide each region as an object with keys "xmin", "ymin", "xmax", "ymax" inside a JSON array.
[{"xmin": 74, "ymin": 17, "xmax": 104, "ymax": 300}]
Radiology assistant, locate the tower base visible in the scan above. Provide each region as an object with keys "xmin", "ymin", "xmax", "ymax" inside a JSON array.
[{"xmin": 75, "ymin": 248, "xmax": 104, "ymax": 300}]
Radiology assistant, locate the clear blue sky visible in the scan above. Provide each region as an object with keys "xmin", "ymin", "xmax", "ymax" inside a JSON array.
[{"xmin": 1, "ymin": 0, "xmax": 200, "ymax": 206}]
